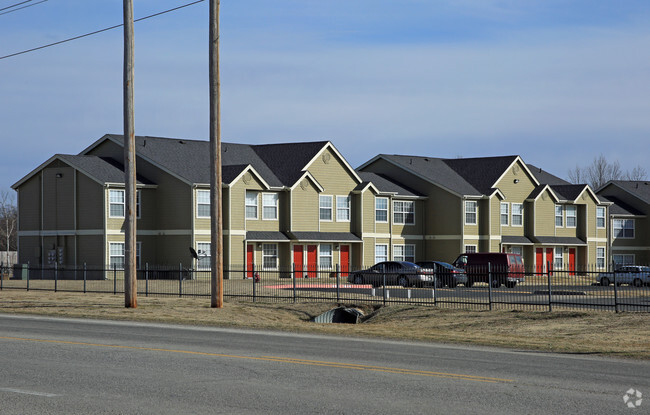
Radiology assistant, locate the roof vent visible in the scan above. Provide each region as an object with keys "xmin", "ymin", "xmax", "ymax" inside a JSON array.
[
  {"xmin": 424, "ymin": 158, "xmax": 429, "ymax": 162},
  {"xmin": 179, "ymin": 140, "xmax": 185, "ymax": 144}
]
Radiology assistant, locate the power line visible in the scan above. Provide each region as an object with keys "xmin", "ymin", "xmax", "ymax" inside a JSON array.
[
  {"xmin": 0, "ymin": 0, "xmax": 205, "ymax": 60},
  {"xmin": 0, "ymin": 0, "xmax": 48, "ymax": 17},
  {"xmin": 0, "ymin": 0, "xmax": 34, "ymax": 13}
]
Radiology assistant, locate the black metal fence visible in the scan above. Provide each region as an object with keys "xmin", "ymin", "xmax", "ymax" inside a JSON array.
[{"xmin": 1, "ymin": 262, "xmax": 649, "ymax": 312}]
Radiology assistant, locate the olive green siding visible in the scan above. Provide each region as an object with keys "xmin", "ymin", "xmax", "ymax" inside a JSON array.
[
  {"xmin": 291, "ymin": 183, "xmax": 319, "ymax": 231},
  {"xmin": 76, "ymin": 173, "xmax": 103, "ymax": 230},
  {"xmin": 17, "ymin": 174, "xmax": 41, "ymax": 231},
  {"xmin": 534, "ymin": 193, "xmax": 556, "ymax": 235}
]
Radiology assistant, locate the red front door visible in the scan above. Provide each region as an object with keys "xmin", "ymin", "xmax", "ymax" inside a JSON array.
[
  {"xmin": 568, "ymin": 248, "xmax": 576, "ymax": 276},
  {"xmin": 246, "ymin": 244, "xmax": 254, "ymax": 279},
  {"xmin": 546, "ymin": 248, "xmax": 554, "ymax": 276},
  {"xmin": 340, "ymin": 245, "xmax": 350, "ymax": 277},
  {"xmin": 307, "ymin": 245, "xmax": 318, "ymax": 278},
  {"xmin": 293, "ymin": 245, "xmax": 304, "ymax": 278},
  {"xmin": 535, "ymin": 248, "xmax": 544, "ymax": 275}
]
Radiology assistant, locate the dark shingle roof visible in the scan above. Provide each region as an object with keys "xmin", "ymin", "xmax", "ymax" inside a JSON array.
[
  {"xmin": 605, "ymin": 196, "xmax": 645, "ymax": 216},
  {"xmin": 604, "ymin": 181, "xmax": 650, "ymax": 205},
  {"xmin": 527, "ymin": 164, "xmax": 570, "ymax": 186},
  {"xmin": 100, "ymin": 135, "xmax": 330, "ymax": 187},
  {"xmin": 442, "ymin": 156, "xmax": 519, "ymax": 195},
  {"xmin": 550, "ymin": 185, "xmax": 586, "ymax": 201},
  {"xmin": 356, "ymin": 172, "xmax": 422, "ymax": 197},
  {"xmin": 58, "ymin": 155, "xmax": 153, "ymax": 185}
]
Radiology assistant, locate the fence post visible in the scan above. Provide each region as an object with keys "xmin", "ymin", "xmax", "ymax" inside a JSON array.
[
  {"xmin": 179, "ymin": 263, "xmax": 183, "ymax": 298},
  {"xmin": 487, "ymin": 262, "xmax": 493, "ymax": 311},
  {"xmin": 292, "ymin": 263, "xmax": 297, "ymax": 303},
  {"xmin": 252, "ymin": 263, "xmax": 256, "ymax": 302},
  {"xmin": 547, "ymin": 261, "xmax": 552, "ymax": 312},
  {"xmin": 613, "ymin": 267, "xmax": 619, "ymax": 313},
  {"xmin": 26, "ymin": 262, "xmax": 30, "ymax": 291},
  {"xmin": 336, "ymin": 263, "xmax": 340, "ymax": 303},
  {"xmin": 83, "ymin": 263, "xmax": 87, "ymax": 294},
  {"xmin": 145, "ymin": 263, "xmax": 149, "ymax": 297},
  {"xmin": 382, "ymin": 272, "xmax": 387, "ymax": 306},
  {"xmin": 113, "ymin": 263, "xmax": 117, "ymax": 295},
  {"xmin": 0, "ymin": 262, "xmax": 3, "ymax": 291},
  {"xmin": 54, "ymin": 262, "xmax": 58, "ymax": 292}
]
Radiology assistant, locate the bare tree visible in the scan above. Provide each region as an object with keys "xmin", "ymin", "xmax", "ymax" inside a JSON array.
[
  {"xmin": 567, "ymin": 154, "xmax": 646, "ymax": 189},
  {"xmin": 0, "ymin": 190, "xmax": 17, "ymax": 265}
]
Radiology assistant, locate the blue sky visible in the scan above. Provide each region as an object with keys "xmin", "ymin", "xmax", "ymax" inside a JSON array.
[{"xmin": 2, "ymin": 0, "xmax": 649, "ymax": 194}]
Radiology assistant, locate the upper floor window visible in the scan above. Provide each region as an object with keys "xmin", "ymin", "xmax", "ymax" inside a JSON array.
[
  {"xmin": 393, "ymin": 200, "xmax": 414, "ymax": 225},
  {"xmin": 512, "ymin": 203, "xmax": 523, "ymax": 226},
  {"xmin": 555, "ymin": 205, "xmax": 563, "ymax": 227},
  {"xmin": 393, "ymin": 244, "xmax": 415, "ymax": 262},
  {"xmin": 245, "ymin": 191, "xmax": 258, "ymax": 219},
  {"xmin": 375, "ymin": 197, "xmax": 388, "ymax": 223},
  {"xmin": 613, "ymin": 219, "xmax": 634, "ymax": 238},
  {"xmin": 596, "ymin": 207, "xmax": 606, "ymax": 228},
  {"xmin": 336, "ymin": 196, "xmax": 351, "ymax": 222},
  {"xmin": 319, "ymin": 195, "xmax": 332, "ymax": 221},
  {"xmin": 566, "ymin": 205, "xmax": 577, "ymax": 228},
  {"xmin": 109, "ymin": 189, "xmax": 140, "ymax": 218},
  {"xmin": 262, "ymin": 193, "xmax": 278, "ymax": 220},
  {"xmin": 465, "ymin": 201, "xmax": 477, "ymax": 225},
  {"xmin": 197, "ymin": 190, "xmax": 210, "ymax": 218},
  {"xmin": 500, "ymin": 203, "xmax": 509, "ymax": 226}
]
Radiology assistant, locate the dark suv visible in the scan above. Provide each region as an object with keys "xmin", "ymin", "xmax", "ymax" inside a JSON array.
[{"xmin": 452, "ymin": 253, "xmax": 525, "ymax": 288}]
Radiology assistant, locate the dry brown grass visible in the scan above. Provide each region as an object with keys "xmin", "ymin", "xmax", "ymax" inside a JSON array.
[{"xmin": 1, "ymin": 290, "xmax": 648, "ymax": 359}]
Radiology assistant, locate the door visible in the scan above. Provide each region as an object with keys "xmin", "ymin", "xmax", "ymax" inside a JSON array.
[
  {"xmin": 293, "ymin": 245, "xmax": 304, "ymax": 278},
  {"xmin": 545, "ymin": 248, "xmax": 554, "ymax": 276},
  {"xmin": 568, "ymin": 248, "xmax": 576, "ymax": 276},
  {"xmin": 535, "ymin": 248, "xmax": 544, "ymax": 275},
  {"xmin": 340, "ymin": 245, "xmax": 350, "ymax": 277},
  {"xmin": 246, "ymin": 244, "xmax": 254, "ymax": 279},
  {"xmin": 307, "ymin": 245, "xmax": 318, "ymax": 278}
]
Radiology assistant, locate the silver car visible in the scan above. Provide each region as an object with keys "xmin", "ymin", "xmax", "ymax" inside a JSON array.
[{"xmin": 597, "ymin": 265, "xmax": 650, "ymax": 287}]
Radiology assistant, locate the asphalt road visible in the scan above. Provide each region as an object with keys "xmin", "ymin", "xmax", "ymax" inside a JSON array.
[{"xmin": 0, "ymin": 314, "xmax": 647, "ymax": 414}]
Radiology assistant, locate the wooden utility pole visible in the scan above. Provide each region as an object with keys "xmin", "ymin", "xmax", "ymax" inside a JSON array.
[
  {"xmin": 123, "ymin": 0, "xmax": 137, "ymax": 308},
  {"xmin": 209, "ymin": 0, "xmax": 223, "ymax": 308}
]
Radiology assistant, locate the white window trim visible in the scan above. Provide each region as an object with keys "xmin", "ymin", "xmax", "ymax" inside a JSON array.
[
  {"xmin": 500, "ymin": 202, "xmax": 509, "ymax": 226},
  {"xmin": 319, "ymin": 244, "xmax": 333, "ymax": 269},
  {"xmin": 511, "ymin": 203, "xmax": 523, "ymax": 227},
  {"xmin": 375, "ymin": 197, "xmax": 389, "ymax": 223},
  {"xmin": 393, "ymin": 200, "xmax": 415, "ymax": 225},
  {"xmin": 555, "ymin": 205, "xmax": 563, "ymax": 228},
  {"xmin": 612, "ymin": 218, "xmax": 635, "ymax": 239},
  {"xmin": 109, "ymin": 189, "xmax": 141, "ymax": 219},
  {"xmin": 565, "ymin": 205, "xmax": 577, "ymax": 228},
  {"xmin": 262, "ymin": 193, "xmax": 278, "ymax": 221},
  {"xmin": 465, "ymin": 244, "xmax": 477, "ymax": 253},
  {"xmin": 196, "ymin": 189, "xmax": 210, "ymax": 218},
  {"xmin": 109, "ymin": 241, "xmax": 141, "ymax": 269},
  {"xmin": 375, "ymin": 244, "xmax": 388, "ymax": 263},
  {"xmin": 465, "ymin": 201, "xmax": 478, "ymax": 225},
  {"xmin": 319, "ymin": 195, "xmax": 333, "ymax": 222},
  {"xmin": 336, "ymin": 195, "xmax": 351, "ymax": 222},
  {"xmin": 196, "ymin": 242, "xmax": 211, "ymax": 270},
  {"xmin": 393, "ymin": 244, "xmax": 415, "ymax": 262},
  {"xmin": 262, "ymin": 243, "xmax": 278, "ymax": 270},
  {"xmin": 245, "ymin": 191, "xmax": 258, "ymax": 220},
  {"xmin": 596, "ymin": 207, "xmax": 606, "ymax": 229},
  {"xmin": 596, "ymin": 247, "xmax": 606, "ymax": 270},
  {"xmin": 554, "ymin": 247, "xmax": 563, "ymax": 270}
]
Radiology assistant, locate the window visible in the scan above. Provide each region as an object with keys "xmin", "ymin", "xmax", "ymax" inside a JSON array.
[
  {"xmin": 319, "ymin": 244, "xmax": 333, "ymax": 269},
  {"xmin": 336, "ymin": 196, "xmax": 351, "ymax": 221},
  {"xmin": 596, "ymin": 207, "xmax": 606, "ymax": 228},
  {"xmin": 197, "ymin": 242, "xmax": 211, "ymax": 270},
  {"xmin": 393, "ymin": 201, "xmax": 414, "ymax": 225},
  {"xmin": 613, "ymin": 254, "xmax": 634, "ymax": 266},
  {"xmin": 554, "ymin": 247, "xmax": 563, "ymax": 269},
  {"xmin": 465, "ymin": 201, "xmax": 477, "ymax": 225},
  {"xmin": 613, "ymin": 219, "xmax": 634, "ymax": 238},
  {"xmin": 500, "ymin": 203, "xmax": 509, "ymax": 226},
  {"xmin": 262, "ymin": 193, "xmax": 278, "ymax": 220},
  {"xmin": 375, "ymin": 197, "xmax": 388, "ymax": 223},
  {"xmin": 319, "ymin": 195, "xmax": 332, "ymax": 221},
  {"xmin": 375, "ymin": 244, "xmax": 388, "ymax": 263},
  {"xmin": 109, "ymin": 242, "xmax": 141, "ymax": 269},
  {"xmin": 512, "ymin": 203, "xmax": 523, "ymax": 226},
  {"xmin": 197, "ymin": 190, "xmax": 210, "ymax": 218},
  {"xmin": 566, "ymin": 205, "xmax": 577, "ymax": 228},
  {"xmin": 555, "ymin": 205, "xmax": 563, "ymax": 227},
  {"xmin": 109, "ymin": 242, "xmax": 124, "ymax": 269},
  {"xmin": 393, "ymin": 244, "xmax": 415, "ymax": 262},
  {"xmin": 465, "ymin": 245, "xmax": 477, "ymax": 253},
  {"xmin": 596, "ymin": 247, "xmax": 606, "ymax": 269},
  {"xmin": 262, "ymin": 244, "xmax": 278, "ymax": 270},
  {"xmin": 109, "ymin": 190, "xmax": 125, "ymax": 217},
  {"xmin": 511, "ymin": 246, "xmax": 523, "ymax": 256},
  {"xmin": 245, "ymin": 191, "xmax": 258, "ymax": 219}
]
